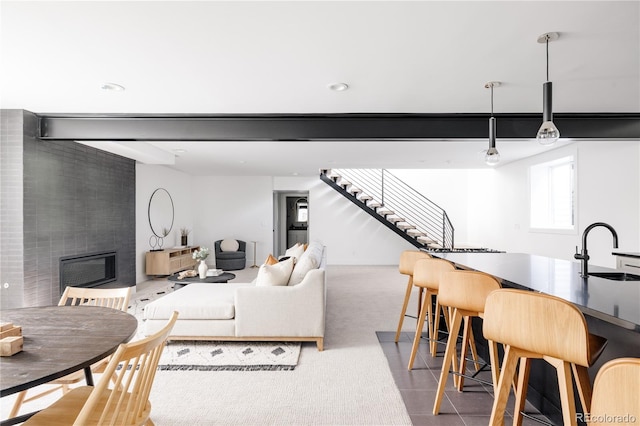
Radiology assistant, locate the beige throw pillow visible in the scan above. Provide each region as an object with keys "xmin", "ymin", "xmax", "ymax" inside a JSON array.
[
  {"xmin": 256, "ymin": 257, "xmax": 294, "ymax": 286},
  {"xmin": 220, "ymin": 239, "xmax": 239, "ymax": 252},
  {"xmin": 264, "ymin": 254, "xmax": 279, "ymax": 265},
  {"xmin": 284, "ymin": 243, "xmax": 305, "ymax": 262},
  {"xmin": 288, "ymin": 254, "xmax": 318, "ymax": 286}
]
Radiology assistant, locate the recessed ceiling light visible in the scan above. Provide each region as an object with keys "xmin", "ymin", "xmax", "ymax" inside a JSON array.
[
  {"xmin": 292, "ymin": 172, "xmax": 299, "ymax": 176},
  {"xmin": 172, "ymin": 149, "xmax": 187, "ymax": 153},
  {"xmin": 328, "ymin": 82, "xmax": 349, "ymax": 92},
  {"xmin": 101, "ymin": 82, "xmax": 125, "ymax": 91}
]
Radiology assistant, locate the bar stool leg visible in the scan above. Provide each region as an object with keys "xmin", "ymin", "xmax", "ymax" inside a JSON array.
[
  {"xmin": 468, "ymin": 330, "xmax": 481, "ymax": 372},
  {"xmin": 488, "ymin": 340, "xmax": 500, "ymax": 390},
  {"xmin": 430, "ymin": 297, "xmax": 446, "ymax": 357},
  {"xmin": 513, "ymin": 358, "xmax": 531, "ymax": 426},
  {"xmin": 555, "ymin": 359, "xmax": 578, "ymax": 426},
  {"xmin": 433, "ymin": 308, "xmax": 463, "ymax": 414},
  {"xmin": 571, "ymin": 363, "xmax": 592, "ymax": 414},
  {"xmin": 408, "ymin": 290, "xmax": 431, "ymax": 370},
  {"xmin": 489, "ymin": 345, "xmax": 520, "ymax": 426},
  {"xmin": 456, "ymin": 315, "xmax": 473, "ymax": 391},
  {"xmin": 395, "ymin": 277, "xmax": 414, "ymax": 342}
]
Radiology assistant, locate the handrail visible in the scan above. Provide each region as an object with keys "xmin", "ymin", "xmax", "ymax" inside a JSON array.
[{"xmin": 325, "ymin": 168, "xmax": 454, "ymax": 249}]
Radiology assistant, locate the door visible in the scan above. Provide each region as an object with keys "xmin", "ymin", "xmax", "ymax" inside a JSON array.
[{"xmin": 273, "ymin": 191, "xmax": 309, "ymax": 256}]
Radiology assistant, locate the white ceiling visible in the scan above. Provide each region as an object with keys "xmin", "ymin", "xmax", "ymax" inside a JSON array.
[{"xmin": 2, "ymin": 1, "xmax": 638, "ymax": 175}]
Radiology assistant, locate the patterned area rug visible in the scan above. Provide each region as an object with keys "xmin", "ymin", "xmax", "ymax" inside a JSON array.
[
  {"xmin": 128, "ymin": 283, "xmax": 301, "ymax": 371},
  {"xmin": 158, "ymin": 341, "xmax": 301, "ymax": 371}
]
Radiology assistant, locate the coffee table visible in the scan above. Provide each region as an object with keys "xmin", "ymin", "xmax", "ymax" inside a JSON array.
[{"xmin": 167, "ymin": 272, "xmax": 236, "ymax": 289}]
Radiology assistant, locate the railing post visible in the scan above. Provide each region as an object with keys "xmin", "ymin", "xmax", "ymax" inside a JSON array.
[{"xmin": 381, "ymin": 169, "xmax": 385, "ymax": 206}]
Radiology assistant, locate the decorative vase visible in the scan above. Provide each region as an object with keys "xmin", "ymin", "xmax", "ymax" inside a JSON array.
[
  {"xmin": 198, "ymin": 260, "xmax": 208, "ymax": 279},
  {"xmin": 181, "ymin": 235, "xmax": 188, "ymax": 246}
]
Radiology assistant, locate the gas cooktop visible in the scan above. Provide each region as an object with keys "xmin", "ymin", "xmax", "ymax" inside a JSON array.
[{"xmin": 422, "ymin": 247, "xmax": 504, "ymax": 253}]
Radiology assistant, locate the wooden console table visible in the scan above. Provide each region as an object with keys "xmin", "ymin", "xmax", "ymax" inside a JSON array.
[{"xmin": 145, "ymin": 246, "xmax": 200, "ymax": 276}]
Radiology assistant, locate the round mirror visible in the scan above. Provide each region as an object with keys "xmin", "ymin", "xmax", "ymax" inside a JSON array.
[{"xmin": 148, "ymin": 188, "xmax": 174, "ymax": 238}]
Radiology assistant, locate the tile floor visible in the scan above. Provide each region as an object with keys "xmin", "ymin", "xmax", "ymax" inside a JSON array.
[{"xmin": 377, "ymin": 331, "xmax": 550, "ymax": 426}]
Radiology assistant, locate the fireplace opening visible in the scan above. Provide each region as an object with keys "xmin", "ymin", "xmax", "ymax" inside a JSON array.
[{"xmin": 59, "ymin": 251, "xmax": 117, "ymax": 295}]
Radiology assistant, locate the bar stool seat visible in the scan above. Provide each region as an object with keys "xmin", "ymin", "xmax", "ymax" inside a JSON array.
[
  {"xmin": 483, "ymin": 289, "xmax": 608, "ymax": 426},
  {"xmin": 394, "ymin": 250, "xmax": 432, "ymax": 343},
  {"xmin": 407, "ymin": 258, "xmax": 456, "ymax": 370},
  {"xmin": 432, "ymin": 270, "xmax": 502, "ymax": 415}
]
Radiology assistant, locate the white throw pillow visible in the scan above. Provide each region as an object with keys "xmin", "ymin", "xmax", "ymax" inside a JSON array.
[
  {"xmin": 255, "ymin": 257, "xmax": 294, "ymax": 287},
  {"xmin": 288, "ymin": 254, "xmax": 318, "ymax": 286},
  {"xmin": 220, "ymin": 239, "xmax": 239, "ymax": 252},
  {"xmin": 284, "ymin": 243, "xmax": 305, "ymax": 262}
]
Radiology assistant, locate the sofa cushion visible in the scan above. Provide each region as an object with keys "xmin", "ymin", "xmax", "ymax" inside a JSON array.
[
  {"xmin": 256, "ymin": 257, "xmax": 294, "ymax": 286},
  {"xmin": 284, "ymin": 243, "xmax": 305, "ymax": 262},
  {"xmin": 220, "ymin": 239, "xmax": 240, "ymax": 252},
  {"xmin": 143, "ymin": 283, "xmax": 249, "ymax": 320},
  {"xmin": 288, "ymin": 255, "xmax": 318, "ymax": 286},
  {"xmin": 264, "ymin": 254, "xmax": 279, "ymax": 265}
]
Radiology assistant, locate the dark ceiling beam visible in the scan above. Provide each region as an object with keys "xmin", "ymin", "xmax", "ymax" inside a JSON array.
[{"xmin": 38, "ymin": 113, "xmax": 640, "ymax": 141}]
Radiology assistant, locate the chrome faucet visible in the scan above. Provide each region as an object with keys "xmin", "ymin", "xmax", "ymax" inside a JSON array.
[{"xmin": 574, "ymin": 222, "xmax": 619, "ymax": 278}]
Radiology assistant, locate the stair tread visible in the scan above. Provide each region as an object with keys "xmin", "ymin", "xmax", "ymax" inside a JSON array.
[{"xmin": 397, "ymin": 223, "xmax": 416, "ymax": 230}]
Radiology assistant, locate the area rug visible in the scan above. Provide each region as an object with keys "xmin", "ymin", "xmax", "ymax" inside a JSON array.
[
  {"xmin": 158, "ymin": 341, "xmax": 301, "ymax": 371},
  {"xmin": 128, "ymin": 283, "xmax": 301, "ymax": 371}
]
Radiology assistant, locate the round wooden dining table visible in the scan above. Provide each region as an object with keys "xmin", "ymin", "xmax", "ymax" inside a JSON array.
[{"xmin": 0, "ymin": 305, "xmax": 138, "ymax": 398}]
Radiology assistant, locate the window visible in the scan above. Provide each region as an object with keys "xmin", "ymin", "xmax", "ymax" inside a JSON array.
[
  {"xmin": 530, "ymin": 156, "xmax": 575, "ymax": 231},
  {"xmin": 296, "ymin": 199, "xmax": 308, "ymax": 222}
]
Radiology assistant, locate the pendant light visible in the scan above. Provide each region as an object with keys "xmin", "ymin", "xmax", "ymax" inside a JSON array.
[
  {"xmin": 536, "ymin": 32, "xmax": 560, "ymax": 145},
  {"xmin": 484, "ymin": 81, "xmax": 500, "ymax": 166}
]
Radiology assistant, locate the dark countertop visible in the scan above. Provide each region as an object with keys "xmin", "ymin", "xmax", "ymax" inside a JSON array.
[
  {"xmin": 613, "ymin": 251, "xmax": 640, "ymax": 258},
  {"xmin": 432, "ymin": 252, "xmax": 640, "ymax": 332}
]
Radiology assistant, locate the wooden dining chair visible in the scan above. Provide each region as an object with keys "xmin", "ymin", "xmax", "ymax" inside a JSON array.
[
  {"xmin": 395, "ymin": 250, "xmax": 432, "ymax": 343},
  {"xmin": 10, "ymin": 286, "xmax": 132, "ymax": 418},
  {"xmin": 23, "ymin": 311, "xmax": 177, "ymax": 426},
  {"xmin": 589, "ymin": 357, "xmax": 640, "ymax": 425}
]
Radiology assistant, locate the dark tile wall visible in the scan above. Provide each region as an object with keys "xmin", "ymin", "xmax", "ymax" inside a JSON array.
[
  {"xmin": 1, "ymin": 109, "xmax": 136, "ymax": 308},
  {"xmin": 0, "ymin": 110, "xmax": 26, "ymax": 309}
]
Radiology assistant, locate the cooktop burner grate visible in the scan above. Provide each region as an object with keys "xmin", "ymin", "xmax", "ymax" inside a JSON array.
[{"xmin": 422, "ymin": 247, "xmax": 504, "ymax": 253}]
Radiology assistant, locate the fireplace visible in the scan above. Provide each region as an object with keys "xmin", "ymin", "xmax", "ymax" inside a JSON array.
[{"xmin": 59, "ymin": 251, "xmax": 117, "ymax": 295}]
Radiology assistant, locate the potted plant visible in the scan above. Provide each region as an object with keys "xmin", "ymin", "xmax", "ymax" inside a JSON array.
[
  {"xmin": 180, "ymin": 227, "xmax": 191, "ymax": 246},
  {"xmin": 192, "ymin": 247, "xmax": 210, "ymax": 279}
]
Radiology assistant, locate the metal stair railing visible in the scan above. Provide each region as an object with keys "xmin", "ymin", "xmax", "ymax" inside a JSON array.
[{"xmin": 323, "ymin": 168, "xmax": 454, "ymax": 249}]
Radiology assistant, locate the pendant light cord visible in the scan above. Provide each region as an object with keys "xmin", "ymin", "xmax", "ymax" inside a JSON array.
[
  {"xmin": 490, "ymin": 84, "xmax": 494, "ymax": 116},
  {"xmin": 546, "ymin": 37, "xmax": 550, "ymax": 81}
]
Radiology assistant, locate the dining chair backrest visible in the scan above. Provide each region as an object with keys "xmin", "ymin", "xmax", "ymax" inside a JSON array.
[
  {"xmin": 59, "ymin": 286, "xmax": 132, "ymax": 312},
  {"xmin": 590, "ymin": 357, "xmax": 640, "ymax": 425},
  {"xmin": 483, "ymin": 289, "xmax": 591, "ymax": 367},
  {"xmin": 74, "ymin": 311, "xmax": 178, "ymax": 426},
  {"xmin": 438, "ymin": 270, "xmax": 501, "ymax": 314},
  {"xmin": 399, "ymin": 250, "xmax": 431, "ymax": 276},
  {"xmin": 412, "ymin": 258, "xmax": 455, "ymax": 291}
]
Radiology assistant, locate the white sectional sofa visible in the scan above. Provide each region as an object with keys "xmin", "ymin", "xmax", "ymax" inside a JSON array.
[{"xmin": 143, "ymin": 241, "xmax": 326, "ymax": 350}]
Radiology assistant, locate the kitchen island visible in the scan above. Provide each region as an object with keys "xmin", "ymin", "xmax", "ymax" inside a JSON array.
[{"xmin": 431, "ymin": 252, "xmax": 640, "ymax": 424}]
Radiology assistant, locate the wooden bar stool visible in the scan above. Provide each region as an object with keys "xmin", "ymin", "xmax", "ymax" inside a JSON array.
[
  {"xmin": 432, "ymin": 270, "xmax": 502, "ymax": 414},
  {"xmin": 590, "ymin": 358, "xmax": 640, "ymax": 425},
  {"xmin": 407, "ymin": 258, "xmax": 457, "ymax": 370},
  {"xmin": 483, "ymin": 289, "xmax": 607, "ymax": 426},
  {"xmin": 394, "ymin": 250, "xmax": 432, "ymax": 343}
]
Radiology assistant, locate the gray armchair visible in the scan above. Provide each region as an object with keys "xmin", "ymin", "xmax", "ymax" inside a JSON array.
[{"xmin": 214, "ymin": 239, "xmax": 246, "ymax": 270}]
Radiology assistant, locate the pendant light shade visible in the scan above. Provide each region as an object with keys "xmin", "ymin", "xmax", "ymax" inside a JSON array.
[
  {"xmin": 537, "ymin": 32, "xmax": 560, "ymax": 145},
  {"xmin": 484, "ymin": 82, "xmax": 500, "ymax": 166}
]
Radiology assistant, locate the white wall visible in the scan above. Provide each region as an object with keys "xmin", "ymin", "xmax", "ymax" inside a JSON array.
[
  {"xmin": 466, "ymin": 141, "xmax": 640, "ymax": 267},
  {"xmin": 136, "ymin": 164, "xmax": 194, "ymax": 283},
  {"xmin": 391, "ymin": 141, "xmax": 639, "ymax": 268},
  {"xmin": 192, "ymin": 176, "xmax": 274, "ymax": 268},
  {"xmin": 274, "ymin": 176, "xmax": 415, "ymax": 265},
  {"xmin": 135, "ymin": 141, "xmax": 639, "ymax": 281}
]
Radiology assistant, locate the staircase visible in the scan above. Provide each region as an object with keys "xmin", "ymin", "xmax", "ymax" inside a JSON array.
[{"xmin": 319, "ymin": 169, "xmax": 454, "ymax": 250}]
